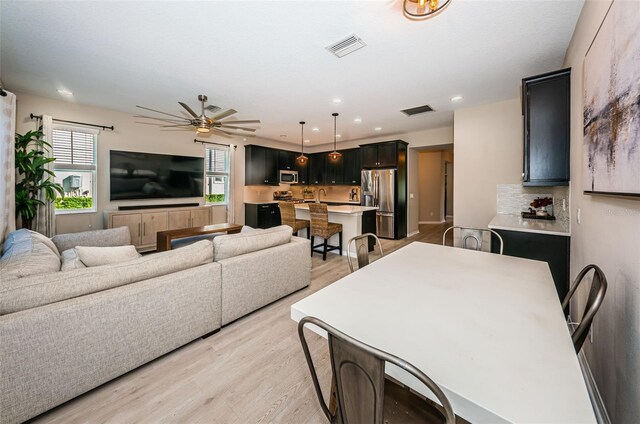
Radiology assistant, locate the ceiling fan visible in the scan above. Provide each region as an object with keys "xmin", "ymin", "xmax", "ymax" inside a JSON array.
[{"xmin": 135, "ymin": 94, "xmax": 260, "ymax": 137}]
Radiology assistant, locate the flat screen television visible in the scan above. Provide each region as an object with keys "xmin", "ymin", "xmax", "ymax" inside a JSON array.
[{"xmin": 110, "ymin": 150, "xmax": 204, "ymax": 200}]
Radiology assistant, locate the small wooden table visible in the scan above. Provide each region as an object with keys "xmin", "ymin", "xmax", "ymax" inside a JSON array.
[{"xmin": 156, "ymin": 223, "xmax": 243, "ymax": 251}]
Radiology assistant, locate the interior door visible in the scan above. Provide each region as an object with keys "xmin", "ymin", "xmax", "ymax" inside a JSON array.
[
  {"xmin": 112, "ymin": 214, "xmax": 142, "ymax": 246},
  {"xmin": 168, "ymin": 210, "xmax": 191, "ymax": 230},
  {"xmin": 141, "ymin": 212, "xmax": 168, "ymax": 245},
  {"xmin": 190, "ymin": 208, "xmax": 211, "ymax": 227}
]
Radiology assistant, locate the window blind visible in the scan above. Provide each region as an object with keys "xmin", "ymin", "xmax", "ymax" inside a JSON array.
[
  {"xmin": 52, "ymin": 128, "xmax": 96, "ymax": 170},
  {"xmin": 205, "ymin": 147, "xmax": 228, "ymax": 174}
]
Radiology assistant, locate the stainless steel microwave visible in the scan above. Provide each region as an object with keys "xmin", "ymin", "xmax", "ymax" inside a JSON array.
[{"xmin": 279, "ymin": 170, "xmax": 298, "ymax": 184}]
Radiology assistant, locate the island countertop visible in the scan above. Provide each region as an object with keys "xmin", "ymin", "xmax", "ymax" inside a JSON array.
[
  {"xmin": 294, "ymin": 203, "xmax": 378, "ymax": 215},
  {"xmin": 488, "ymin": 214, "xmax": 570, "ymax": 237}
]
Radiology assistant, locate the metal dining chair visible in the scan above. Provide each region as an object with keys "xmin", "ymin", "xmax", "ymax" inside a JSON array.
[
  {"xmin": 298, "ymin": 316, "xmax": 456, "ymax": 424},
  {"xmin": 442, "ymin": 226, "xmax": 504, "ymax": 255},
  {"xmin": 562, "ymin": 264, "xmax": 608, "ymax": 353},
  {"xmin": 346, "ymin": 233, "xmax": 383, "ymax": 272}
]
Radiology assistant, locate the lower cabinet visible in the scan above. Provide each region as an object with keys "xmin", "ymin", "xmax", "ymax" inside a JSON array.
[
  {"xmin": 105, "ymin": 205, "xmax": 214, "ymax": 251},
  {"xmin": 492, "ymin": 229, "xmax": 570, "ymax": 305},
  {"xmin": 245, "ymin": 203, "xmax": 282, "ymax": 229}
]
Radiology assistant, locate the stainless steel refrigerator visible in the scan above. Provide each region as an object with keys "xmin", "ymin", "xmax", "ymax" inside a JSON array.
[{"xmin": 361, "ymin": 169, "xmax": 395, "ymax": 239}]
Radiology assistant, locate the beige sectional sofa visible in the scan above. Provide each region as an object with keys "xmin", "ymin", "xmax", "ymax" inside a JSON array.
[{"xmin": 0, "ymin": 225, "xmax": 310, "ymax": 424}]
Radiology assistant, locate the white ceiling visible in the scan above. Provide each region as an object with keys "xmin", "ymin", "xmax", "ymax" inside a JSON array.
[{"xmin": 1, "ymin": 0, "xmax": 584, "ymax": 146}]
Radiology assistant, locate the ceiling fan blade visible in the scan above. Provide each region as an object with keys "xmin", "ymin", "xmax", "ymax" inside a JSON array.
[
  {"xmin": 211, "ymin": 128, "xmax": 233, "ymax": 138},
  {"xmin": 134, "ymin": 115, "xmax": 188, "ymax": 123},
  {"xmin": 220, "ymin": 119, "xmax": 261, "ymax": 124},
  {"xmin": 178, "ymin": 102, "xmax": 199, "ymax": 118},
  {"xmin": 160, "ymin": 124, "xmax": 193, "ymax": 128},
  {"xmin": 212, "ymin": 109, "xmax": 238, "ymax": 120},
  {"xmin": 218, "ymin": 125, "xmax": 257, "ymax": 132},
  {"xmin": 136, "ymin": 105, "xmax": 189, "ymax": 120}
]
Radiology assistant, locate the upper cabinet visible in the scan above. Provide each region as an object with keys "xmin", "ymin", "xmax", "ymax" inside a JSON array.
[
  {"xmin": 342, "ymin": 148, "xmax": 362, "ymax": 185},
  {"xmin": 360, "ymin": 141, "xmax": 405, "ymax": 169},
  {"xmin": 245, "ymin": 145, "xmax": 279, "ymax": 185},
  {"xmin": 278, "ymin": 150, "xmax": 297, "ymax": 171},
  {"xmin": 325, "ymin": 154, "xmax": 344, "ymax": 185},
  {"xmin": 294, "ymin": 157, "xmax": 309, "ymax": 185},
  {"xmin": 308, "ymin": 153, "xmax": 326, "ymax": 185},
  {"xmin": 522, "ymin": 68, "xmax": 571, "ymax": 186}
]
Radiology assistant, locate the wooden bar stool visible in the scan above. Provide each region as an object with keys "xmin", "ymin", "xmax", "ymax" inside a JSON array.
[
  {"xmin": 308, "ymin": 203, "xmax": 342, "ymax": 261},
  {"xmin": 278, "ymin": 202, "xmax": 310, "ymax": 238}
]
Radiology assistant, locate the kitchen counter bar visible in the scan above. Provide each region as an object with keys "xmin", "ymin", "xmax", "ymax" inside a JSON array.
[{"xmin": 488, "ymin": 214, "xmax": 570, "ymax": 237}]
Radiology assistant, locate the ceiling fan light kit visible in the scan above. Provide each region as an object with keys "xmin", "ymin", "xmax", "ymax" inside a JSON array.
[
  {"xmin": 297, "ymin": 121, "xmax": 308, "ymax": 164},
  {"xmin": 403, "ymin": 0, "xmax": 451, "ymax": 20},
  {"xmin": 135, "ymin": 94, "xmax": 260, "ymax": 138},
  {"xmin": 328, "ymin": 112, "xmax": 342, "ymax": 160}
]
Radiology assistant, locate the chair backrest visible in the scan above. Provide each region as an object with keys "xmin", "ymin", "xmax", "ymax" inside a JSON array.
[
  {"xmin": 562, "ymin": 264, "xmax": 608, "ymax": 353},
  {"xmin": 298, "ymin": 316, "xmax": 455, "ymax": 424},
  {"xmin": 347, "ymin": 233, "xmax": 383, "ymax": 272},
  {"xmin": 308, "ymin": 203, "xmax": 329, "ymax": 233},
  {"xmin": 442, "ymin": 225, "xmax": 504, "ymax": 254},
  {"xmin": 278, "ymin": 201, "xmax": 296, "ymax": 227}
]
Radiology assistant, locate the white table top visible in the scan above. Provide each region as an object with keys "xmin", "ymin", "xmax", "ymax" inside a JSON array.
[
  {"xmin": 294, "ymin": 203, "xmax": 378, "ymax": 215},
  {"xmin": 291, "ymin": 242, "xmax": 594, "ymax": 423},
  {"xmin": 489, "ymin": 214, "xmax": 570, "ymax": 237}
]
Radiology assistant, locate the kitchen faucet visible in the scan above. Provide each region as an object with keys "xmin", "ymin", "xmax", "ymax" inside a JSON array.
[{"xmin": 316, "ymin": 188, "xmax": 327, "ymax": 203}]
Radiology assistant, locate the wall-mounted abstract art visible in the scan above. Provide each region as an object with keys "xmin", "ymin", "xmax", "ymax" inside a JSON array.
[{"xmin": 583, "ymin": 0, "xmax": 640, "ymax": 196}]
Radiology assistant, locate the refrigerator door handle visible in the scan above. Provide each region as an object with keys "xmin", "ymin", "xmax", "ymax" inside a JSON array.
[{"xmin": 376, "ymin": 212, "xmax": 394, "ymax": 217}]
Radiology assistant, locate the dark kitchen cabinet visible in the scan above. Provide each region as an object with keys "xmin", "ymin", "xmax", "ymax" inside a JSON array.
[
  {"xmin": 325, "ymin": 154, "xmax": 344, "ymax": 185},
  {"xmin": 245, "ymin": 145, "xmax": 279, "ymax": 185},
  {"xmin": 492, "ymin": 229, "xmax": 570, "ymax": 306},
  {"xmin": 295, "ymin": 158, "xmax": 309, "ymax": 184},
  {"xmin": 245, "ymin": 203, "xmax": 281, "ymax": 229},
  {"xmin": 342, "ymin": 148, "xmax": 361, "ymax": 185},
  {"xmin": 522, "ymin": 68, "xmax": 571, "ymax": 186},
  {"xmin": 309, "ymin": 153, "xmax": 326, "ymax": 185},
  {"xmin": 360, "ymin": 141, "xmax": 401, "ymax": 168},
  {"xmin": 278, "ymin": 150, "xmax": 297, "ymax": 171}
]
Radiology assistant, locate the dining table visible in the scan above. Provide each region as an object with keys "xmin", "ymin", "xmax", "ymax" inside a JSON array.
[{"xmin": 290, "ymin": 241, "xmax": 596, "ymax": 423}]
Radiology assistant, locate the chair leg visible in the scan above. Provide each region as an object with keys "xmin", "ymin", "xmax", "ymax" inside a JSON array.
[
  {"xmin": 306, "ymin": 228, "xmax": 310, "ymax": 239},
  {"xmin": 323, "ymin": 238, "xmax": 328, "ymax": 261},
  {"xmin": 310, "ymin": 236, "xmax": 315, "ymax": 257},
  {"xmin": 338, "ymin": 231, "xmax": 343, "ymax": 256}
]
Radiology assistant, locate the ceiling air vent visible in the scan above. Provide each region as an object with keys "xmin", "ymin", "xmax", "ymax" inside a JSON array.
[
  {"xmin": 401, "ymin": 104, "xmax": 435, "ymax": 116},
  {"xmin": 326, "ymin": 34, "xmax": 367, "ymax": 58}
]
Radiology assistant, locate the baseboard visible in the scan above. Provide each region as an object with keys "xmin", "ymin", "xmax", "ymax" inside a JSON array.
[
  {"xmin": 407, "ymin": 230, "xmax": 420, "ymax": 238},
  {"xmin": 419, "ymin": 220, "xmax": 446, "ymax": 224},
  {"xmin": 578, "ymin": 350, "xmax": 611, "ymax": 424}
]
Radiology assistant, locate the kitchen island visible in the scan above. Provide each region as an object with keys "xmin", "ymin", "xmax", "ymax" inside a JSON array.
[{"xmin": 294, "ymin": 203, "xmax": 378, "ymax": 257}]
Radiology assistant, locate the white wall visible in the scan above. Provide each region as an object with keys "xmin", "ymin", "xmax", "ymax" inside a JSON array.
[
  {"xmin": 563, "ymin": 1, "xmax": 640, "ymax": 422},
  {"xmin": 453, "ymin": 98, "xmax": 523, "ymax": 227},
  {"xmin": 13, "ymin": 91, "xmax": 294, "ymax": 233}
]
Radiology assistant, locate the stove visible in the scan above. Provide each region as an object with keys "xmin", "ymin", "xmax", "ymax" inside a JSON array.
[{"xmin": 273, "ymin": 190, "xmax": 305, "ymax": 203}]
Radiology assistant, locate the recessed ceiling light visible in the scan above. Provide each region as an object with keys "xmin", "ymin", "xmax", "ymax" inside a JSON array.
[
  {"xmin": 280, "ymin": 134, "xmax": 287, "ymax": 138},
  {"xmin": 333, "ymin": 98, "xmax": 342, "ymax": 104},
  {"xmin": 304, "ymin": 139, "xmax": 310, "ymax": 143},
  {"xmin": 312, "ymin": 127, "xmax": 319, "ymax": 132},
  {"xmin": 374, "ymin": 127, "xmax": 382, "ymax": 131},
  {"xmin": 336, "ymin": 134, "xmax": 342, "ymax": 138},
  {"xmin": 243, "ymin": 138, "xmax": 247, "ymax": 141},
  {"xmin": 57, "ymin": 89, "xmax": 73, "ymax": 96},
  {"xmin": 450, "ymin": 95, "xmax": 464, "ymax": 102},
  {"xmin": 354, "ymin": 118, "xmax": 362, "ymax": 123}
]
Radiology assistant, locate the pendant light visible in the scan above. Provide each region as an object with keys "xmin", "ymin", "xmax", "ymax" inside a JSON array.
[
  {"xmin": 297, "ymin": 121, "xmax": 308, "ymax": 164},
  {"xmin": 328, "ymin": 113, "xmax": 341, "ymax": 160},
  {"xmin": 403, "ymin": 0, "xmax": 451, "ymax": 20}
]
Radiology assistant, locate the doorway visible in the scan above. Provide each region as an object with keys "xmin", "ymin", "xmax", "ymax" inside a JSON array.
[{"xmin": 444, "ymin": 161, "xmax": 454, "ymax": 219}]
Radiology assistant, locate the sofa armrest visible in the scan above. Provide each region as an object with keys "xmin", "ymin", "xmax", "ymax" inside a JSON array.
[{"xmin": 51, "ymin": 226, "xmax": 131, "ymax": 252}]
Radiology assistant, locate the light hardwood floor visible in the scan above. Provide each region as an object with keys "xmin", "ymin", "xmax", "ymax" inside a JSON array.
[{"xmin": 31, "ymin": 222, "xmax": 451, "ymax": 424}]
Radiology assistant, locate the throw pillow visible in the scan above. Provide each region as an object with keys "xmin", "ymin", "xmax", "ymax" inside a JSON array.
[
  {"xmin": 60, "ymin": 248, "xmax": 87, "ymax": 271},
  {"xmin": 75, "ymin": 245, "xmax": 141, "ymax": 267}
]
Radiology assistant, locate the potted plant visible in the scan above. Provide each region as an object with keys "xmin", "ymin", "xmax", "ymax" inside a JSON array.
[
  {"xmin": 529, "ymin": 197, "xmax": 554, "ymax": 217},
  {"xmin": 14, "ymin": 130, "xmax": 64, "ymax": 230}
]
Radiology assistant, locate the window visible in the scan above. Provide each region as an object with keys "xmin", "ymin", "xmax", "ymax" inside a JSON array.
[
  {"xmin": 205, "ymin": 147, "xmax": 229, "ymax": 204},
  {"xmin": 52, "ymin": 126, "xmax": 98, "ymax": 213}
]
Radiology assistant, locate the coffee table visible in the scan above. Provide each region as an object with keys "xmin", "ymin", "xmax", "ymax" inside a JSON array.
[{"xmin": 156, "ymin": 223, "xmax": 243, "ymax": 251}]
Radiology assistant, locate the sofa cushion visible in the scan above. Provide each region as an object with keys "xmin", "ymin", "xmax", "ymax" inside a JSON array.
[
  {"xmin": 213, "ymin": 225, "xmax": 292, "ymax": 261},
  {"xmin": 51, "ymin": 226, "xmax": 131, "ymax": 252},
  {"xmin": 60, "ymin": 249, "xmax": 87, "ymax": 271},
  {"xmin": 75, "ymin": 245, "xmax": 141, "ymax": 267},
  {"xmin": 0, "ymin": 239, "xmax": 214, "ymax": 315},
  {"xmin": 0, "ymin": 229, "xmax": 61, "ymax": 279}
]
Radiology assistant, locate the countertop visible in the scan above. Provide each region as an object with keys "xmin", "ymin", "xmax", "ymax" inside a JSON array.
[
  {"xmin": 303, "ymin": 198, "xmax": 361, "ymax": 205},
  {"xmin": 294, "ymin": 203, "xmax": 377, "ymax": 215},
  {"xmin": 488, "ymin": 214, "xmax": 570, "ymax": 237}
]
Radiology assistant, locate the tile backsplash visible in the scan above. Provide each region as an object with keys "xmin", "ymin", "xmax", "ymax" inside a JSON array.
[{"xmin": 497, "ymin": 184, "xmax": 570, "ymax": 228}]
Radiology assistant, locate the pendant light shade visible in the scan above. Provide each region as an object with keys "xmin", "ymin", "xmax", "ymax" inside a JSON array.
[
  {"xmin": 403, "ymin": 0, "xmax": 451, "ymax": 20},
  {"xmin": 329, "ymin": 113, "xmax": 341, "ymax": 160},
  {"xmin": 297, "ymin": 121, "xmax": 308, "ymax": 164}
]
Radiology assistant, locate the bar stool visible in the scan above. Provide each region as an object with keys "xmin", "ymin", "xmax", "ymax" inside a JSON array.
[
  {"xmin": 278, "ymin": 202, "xmax": 310, "ymax": 238},
  {"xmin": 308, "ymin": 203, "xmax": 343, "ymax": 261}
]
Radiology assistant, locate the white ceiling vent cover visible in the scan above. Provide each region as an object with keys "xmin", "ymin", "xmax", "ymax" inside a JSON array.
[{"xmin": 326, "ymin": 34, "xmax": 367, "ymax": 58}]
